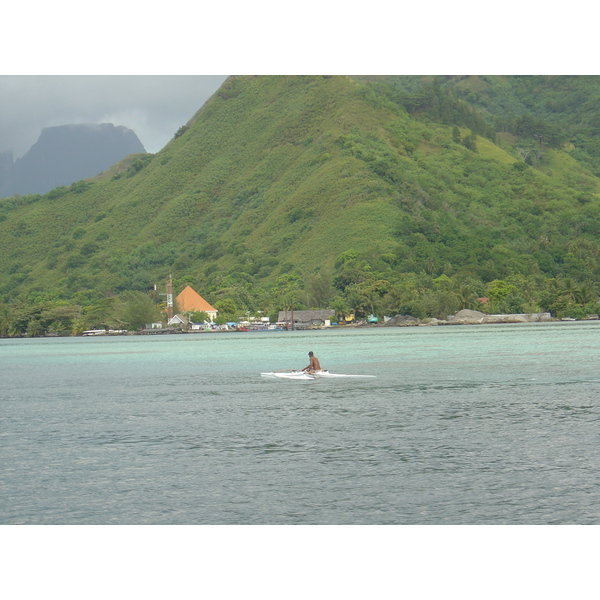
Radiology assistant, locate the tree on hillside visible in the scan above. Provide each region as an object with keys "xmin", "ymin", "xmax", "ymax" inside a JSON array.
[
  {"xmin": 40, "ymin": 305, "xmax": 83, "ymax": 336},
  {"xmin": 0, "ymin": 304, "xmax": 13, "ymax": 337},
  {"xmin": 189, "ymin": 311, "xmax": 209, "ymax": 323},
  {"xmin": 462, "ymin": 131, "xmax": 477, "ymax": 152},
  {"xmin": 434, "ymin": 276, "xmax": 481, "ymax": 310},
  {"xmin": 271, "ymin": 273, "xmax": 303, "ymax": 313},
  {"xmin": 329, "ymin": 296, "xmax": 351, "ymax": 323},
  {"xmin": 214, "ymin": 298, "xmax": 237, "ymax": 323},
  {"xmin": 452, "ymin": 126, "xmax": 461, "ymax": 144},
  {"xmin": 123, "ymin": 293, "xmax": 160, "ymax": 330},
  {"xmin": 83, "ymin": 297, "xmax": 126, "ymax": 330},
  {"xmin": 305, "ymin": 271, "xmax": 334, "ymax": 308}
]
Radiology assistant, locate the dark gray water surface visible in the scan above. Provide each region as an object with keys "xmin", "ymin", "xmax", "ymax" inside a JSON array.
[{"xmin": 2, "ymin": 323, "xmax": 599, "ymax": 524}]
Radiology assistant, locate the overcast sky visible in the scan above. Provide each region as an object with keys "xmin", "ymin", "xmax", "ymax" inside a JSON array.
[
  {"xmin": 0, "ymin": 76, "xmax": 229, "ymax": 158},
  {"xmin": 1, "ymin": 3, "xmax": 591, "ymax": 163}
]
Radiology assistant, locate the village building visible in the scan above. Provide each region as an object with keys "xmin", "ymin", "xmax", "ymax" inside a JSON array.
[
  {"xmin": 277, "ymin": 309, "xmax": 335, "ymax": 329},
  {"xmin": 175, "ymin": 285, "xmax": 218, "ymax": 322},
  {"xmin": 167, "ymin": 314, "xmax": 189, "ymax": 327}
]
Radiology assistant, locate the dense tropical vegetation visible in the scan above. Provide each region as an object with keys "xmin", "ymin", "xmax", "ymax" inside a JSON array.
[{"xmin": 2, "ymin": 75, "xmax": 600, "ymax": 336}]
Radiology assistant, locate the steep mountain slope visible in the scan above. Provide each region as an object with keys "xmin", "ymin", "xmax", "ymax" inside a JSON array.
[
  {"xmin": 0, "ymin": 76, "xmax": 424, "ymax": 295},
  {"xmin": 366, "ymin": 75, "xmax": 600, "ymax": 181},
  {"xmin": 0, "ymin": 123, "xmax": 145, "ymax": 196},
  {"xmin": 2, "ymin": 75, "xmax": 600, "ymax": 327}
]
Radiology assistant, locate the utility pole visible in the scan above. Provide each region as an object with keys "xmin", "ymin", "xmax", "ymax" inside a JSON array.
[
  {"xmin": 166, "ymin": 275, "xmax": 173, "ymax": 320},
  {"xmin": 160, "ymin": 275, "xmax": 174, "ymax": 320}
]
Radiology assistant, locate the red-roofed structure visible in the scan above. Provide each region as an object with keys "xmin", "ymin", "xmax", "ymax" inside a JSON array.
[{"xmin": 176, "ymin": 286, "xmax": 218, "ymax": 321}]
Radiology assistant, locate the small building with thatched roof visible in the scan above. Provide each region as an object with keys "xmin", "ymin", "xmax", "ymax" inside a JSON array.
[{"xmin": 277, "ymin": 309, "xmax": 335, "ymax": 328}]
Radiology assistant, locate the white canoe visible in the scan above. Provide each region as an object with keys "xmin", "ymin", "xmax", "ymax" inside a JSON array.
[
  {"xmin": 261, "ymin": 371, "xmax": 316, "ymax": 380},
  {"xmin": 260, "ymin": 370, "xmax": 375, "ymax": 380}
]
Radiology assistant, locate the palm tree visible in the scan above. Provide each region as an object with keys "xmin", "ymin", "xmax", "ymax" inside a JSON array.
[
  {"xmin": 574, "ymin": 280, "xmax": 598, "ymax": 305},
  {"xmin": 329, "ymin": 296, "xmax": 350, "ymax": 323}
]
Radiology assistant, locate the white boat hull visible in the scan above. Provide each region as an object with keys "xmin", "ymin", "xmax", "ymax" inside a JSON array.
[
  {"xmin": 260, "ymin": 370, "xmax": 375, "ymax": 380},
  {"xmin": 261, "ymin": 371, "xmax": 316, "ymax": 379}
]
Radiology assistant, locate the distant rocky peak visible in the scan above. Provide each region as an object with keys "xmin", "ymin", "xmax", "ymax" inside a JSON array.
[{"xmin": 0, "ymin": 123, "xmax": 146, "ymax": 197}]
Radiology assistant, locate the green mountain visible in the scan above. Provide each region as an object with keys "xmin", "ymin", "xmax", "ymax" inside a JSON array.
[{"xmin": 3, "ymin": 75, "xmax": 600, "ymax": 335}]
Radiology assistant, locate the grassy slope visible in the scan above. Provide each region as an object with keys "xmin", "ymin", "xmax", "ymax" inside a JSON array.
[
  {"xmin": 0, "ymin": 76, "xmax": 409, "ymax": 297},
  {"xmin": 2, "ymin": 75, "xmax": 600, "ymax": 302}
]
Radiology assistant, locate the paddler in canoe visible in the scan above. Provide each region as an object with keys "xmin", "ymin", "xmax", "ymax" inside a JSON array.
[{"xmin": 302, "ymin": 351, "xmax": 321, "ymax": 374}]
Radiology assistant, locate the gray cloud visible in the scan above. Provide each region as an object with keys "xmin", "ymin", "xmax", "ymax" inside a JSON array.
[{"xmin": 0, "ymin": 75, "xmax": 228, "ymax": 158}]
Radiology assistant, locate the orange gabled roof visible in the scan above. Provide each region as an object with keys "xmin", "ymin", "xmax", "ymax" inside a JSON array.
[{"xmin": 176, "ymin": 285, "xmax": 217, "ymax": 313}]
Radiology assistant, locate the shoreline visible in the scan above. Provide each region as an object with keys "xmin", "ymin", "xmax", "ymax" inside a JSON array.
[{"xmin": 2, "ymin": 312, "xmax": 599, "ymax": 339}]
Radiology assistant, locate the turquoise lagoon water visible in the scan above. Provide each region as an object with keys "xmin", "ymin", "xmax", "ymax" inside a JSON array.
[{"xmin": 1, "ymin": 322, "xmax": 600, "ymax": 524}]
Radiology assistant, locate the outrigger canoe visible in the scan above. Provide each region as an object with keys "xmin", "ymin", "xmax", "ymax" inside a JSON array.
[{"xmin": 260, "ymin": 370, "xmax": 376, "ymax": 380}]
